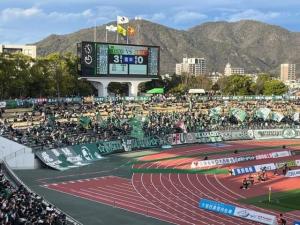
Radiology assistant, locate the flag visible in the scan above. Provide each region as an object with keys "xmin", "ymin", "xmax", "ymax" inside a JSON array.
[
  {"xmin": 117, "ymin": 16, "xmax": 129, "ymax": 24},
  {"xmin": 176, "ymin": 120, "xmax": 187, "ymax": 133},
  {"xmin": 127, "ymin": 26, "xmax": 135, "ymax": 36},
  {"xmin": 117, "ymin": 25, "xmax": 127, "ymax": 36},
  {"xmin": 294, "ymin": 112, "xmax": 299, "ymax": 122},
  {"xmin": 106, "ymin": 25, "xmax": 117, "ymax": 32},
  {"xmin": 271, "ymin": 112, "xmax": 284, "ymax": 122},
  {"xmin": 255, "ymin": 108, "xmax": 271, "ymax": 121},
  {"xmin": 230, "ymin": 108, "xmax": 247, "ymax": 122},
  {"xmin": 79, "ymin": 116, "xmax": 91, "ymax": 129},
  {"xmin": 209, "ymin": 106, "xmax": 222, "ymax": 118}
]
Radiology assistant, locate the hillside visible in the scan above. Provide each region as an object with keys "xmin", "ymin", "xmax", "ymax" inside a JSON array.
[{"xmin": 35, "ymin": 20, "xmax": 300, "ymax": 75}]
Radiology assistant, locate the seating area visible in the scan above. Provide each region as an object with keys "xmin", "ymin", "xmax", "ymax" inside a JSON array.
[
  {"xmin": 1, "ymin": 96, "xmax": 300, "ymax": 151},
  {"xmin": 0, "ymin": 162, "xmax": 68, "ymax": 225}
]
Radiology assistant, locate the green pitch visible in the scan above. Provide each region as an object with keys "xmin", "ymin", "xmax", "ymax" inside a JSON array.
[{"xmin": 239, "ymin": 189, "xmax": 300, "ymax": 212}]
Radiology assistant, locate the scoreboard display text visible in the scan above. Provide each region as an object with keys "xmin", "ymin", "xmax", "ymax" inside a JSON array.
[{"xmin": 78, "ymin": 42, "xmax": 159, "ymax": 77}]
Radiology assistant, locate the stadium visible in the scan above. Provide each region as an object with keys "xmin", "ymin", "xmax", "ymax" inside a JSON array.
[{"xmin": 1, "ymin": 8, "xmax": 300, "ymax": 225}]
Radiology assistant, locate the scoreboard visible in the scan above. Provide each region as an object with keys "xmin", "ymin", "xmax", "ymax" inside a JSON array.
[{"xmin": 77, "ymin": 42, "xmax": 159, "ymax": 78}]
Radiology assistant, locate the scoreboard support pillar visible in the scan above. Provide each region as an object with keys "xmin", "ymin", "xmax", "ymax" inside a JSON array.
[
  {"xmin": 83, "ymin": 77, "xmax": 154, "ymax": 97},
  {"xmin": 129, "ymin": 81, "xmax": 143, "ymax": 97}
]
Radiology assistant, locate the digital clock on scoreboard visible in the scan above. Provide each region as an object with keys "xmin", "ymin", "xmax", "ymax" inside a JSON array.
[{"xmin": 78, "ymin": 42, "xmax": 159, "ymax": 78}]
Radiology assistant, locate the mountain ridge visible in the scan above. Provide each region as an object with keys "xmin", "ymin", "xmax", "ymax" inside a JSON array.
[{"xmin": 34, "ymin": 19, "xmax": 300, "ymax": 75}]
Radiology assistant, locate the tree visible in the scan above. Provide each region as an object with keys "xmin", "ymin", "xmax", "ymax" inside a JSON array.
[
  {"xmin": 263, "ymin": 80, "xmax": 288, "ymax": 95},
  {"xmin": 251, "ymin": 74, "xmax": 272, "ymax": 95},
  {"xmin": 221, "ymin": 75, "xmax": 254, "ymax": 95}
]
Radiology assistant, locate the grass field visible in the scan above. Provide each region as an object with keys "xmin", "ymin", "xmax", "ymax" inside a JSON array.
[{"xmin": 239, "ymin": 189, "xmax": 300, "ymax": 212}]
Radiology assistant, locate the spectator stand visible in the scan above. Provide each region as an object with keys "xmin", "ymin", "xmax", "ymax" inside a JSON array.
[{"xmin": 0, "ymin": 159, "xmax": 82, "ymax": 225}]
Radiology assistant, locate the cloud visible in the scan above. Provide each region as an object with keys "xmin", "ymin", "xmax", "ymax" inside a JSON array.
[
  {"xmin": 226, "ymin": 9, "xmax": 281, "ymax": 22},
  {"xmin": 0, "ymin": 7, "xmax": 42, "ymax": 21},
  {"xmin": 173, "ymin": 11, "xmax": 207, "ymax": 24}
]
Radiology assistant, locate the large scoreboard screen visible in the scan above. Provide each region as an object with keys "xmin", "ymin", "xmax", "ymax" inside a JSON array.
[{"xmin": 77, "ymin": 42, "xmax": 159, "ymax": 78}]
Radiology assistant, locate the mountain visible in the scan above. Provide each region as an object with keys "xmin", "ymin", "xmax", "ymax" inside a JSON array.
[{"xmin": 35, "ymin": 20, "xmax": 300, "ymax": 75}]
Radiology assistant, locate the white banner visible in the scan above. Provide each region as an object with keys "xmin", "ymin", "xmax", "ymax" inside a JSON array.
[
  {"xmin": 256, "ymin": 151, "xmax": 291, "ymax": 160},
  {"xmin": 234, "ymin": 207, "xmax": 278, "ymax": 225},
  {"xmin": 296, "ymin": 160, "xmax": 300, "ymax": 166},
  {"xmin": 192, "ymin": 150, "xmax": 291, "ymax": 169},
  {"xmin": 249, "ymin": 129, "xmax": 300, "ymax": 139},
  {"xmin": 254, "ymin": 163, "xmax": 276, "ymax": 172},
  {"xmin": 286, "ymin": 169, "xmax": 300, "ymax": 177},
  {"xmin": 0, "ymin": 101, "xmax": 6, "ymax": 108}
]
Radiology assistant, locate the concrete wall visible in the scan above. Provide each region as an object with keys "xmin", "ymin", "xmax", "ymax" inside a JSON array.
[{"xmin": 0, "ymin": 136, "xmax": 37, "ymax": 169}]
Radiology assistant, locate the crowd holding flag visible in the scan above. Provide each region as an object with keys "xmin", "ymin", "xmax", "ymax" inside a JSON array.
[
  {"xmin": 176, "ymin": 120, "xmax": 187, "ymax": 133},
  {"xmin": 230, "ymin": 108, "xmax": 247, "ymax": 122}
]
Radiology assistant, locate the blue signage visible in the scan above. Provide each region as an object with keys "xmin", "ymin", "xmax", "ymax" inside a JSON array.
[
  {"xmin": 199, "ymin": 199, "xmax": 236, "ymax": 216},
  {"xmin": 233, "ymin": 166, "xmax": 256, "ymax": 176},
  {"xmin": 294, "ymin": 221, "xmax": 300, "ymax": 225}
]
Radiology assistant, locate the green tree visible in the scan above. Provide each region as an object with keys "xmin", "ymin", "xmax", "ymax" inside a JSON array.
[
  {"xmin": 251, "ymin": 74, "xmax": 272, "ymax": 95},
  {"xmin": 263, "ymin": 80, "xmax": 288, "ymax": 95},
  {"xmin": 221, "ymin": 75, "xmax": 254, "ymax": 95}
]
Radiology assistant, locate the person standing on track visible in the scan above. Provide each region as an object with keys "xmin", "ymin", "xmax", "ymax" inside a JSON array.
[{"xmin": 277, "ymin": 213, "xmax": 287, "ymax": 225}]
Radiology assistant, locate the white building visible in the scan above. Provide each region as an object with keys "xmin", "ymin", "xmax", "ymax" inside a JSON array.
[
  {"xmin": 280, "ymin": 64, "xmax": 296, "ymax": 82},
  {"xmin": 224, "ymin": 63, "xmax": 245, "ymax": 76},
  {"xmin": 0, "ymin": 44, "xmax": 36, "ymax": 58},
  {"xmin": 175, "ymin": 57, "xmax": 206, "ymax": 76}
]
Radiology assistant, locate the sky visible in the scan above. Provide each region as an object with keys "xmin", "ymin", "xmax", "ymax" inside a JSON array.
[{"xmin": 1, "ymin": 0, "xmax": 300, "ymax": 44}]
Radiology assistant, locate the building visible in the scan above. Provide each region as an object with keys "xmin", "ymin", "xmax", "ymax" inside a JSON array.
[
  {"xmin": 175, "ymin": 57, "xmax": 206, "ymax": 76},
  {"xmin": 280, "ymin": 64, "xmax": 296, "ymax": 82},
  {"xmin": 224, "ymin": 63, "xmax": 245, "ymax": 76},
  {"xmin": 0, "ymin": 44, "xmax": 36, "ymax": 58}
]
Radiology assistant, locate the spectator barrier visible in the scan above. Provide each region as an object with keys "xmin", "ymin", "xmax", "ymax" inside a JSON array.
[
  {"xmin": 35, "ymin": 128, "xmax": 300, "ymax": 171},
  {"xmin": 199, "ymin": 198, "xmax": 278, "ymax": 225},
  {"xmin": 286, "ymin": 169, "xmax": 300, "ymax": 177}
]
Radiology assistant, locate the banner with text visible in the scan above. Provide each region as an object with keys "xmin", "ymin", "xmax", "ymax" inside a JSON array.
[
  {"xmin": 199, "ymin": 198, "xmax": 277, "ymax": 225},
  {"xmin": 36, "ymin": 136, "xmax": 161, "ymax": 170}
]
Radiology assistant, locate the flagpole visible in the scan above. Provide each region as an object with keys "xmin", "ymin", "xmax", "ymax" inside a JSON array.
[
  {"xmin": 94, "ymin": 21, "xmax": 96, "ymax": 42},
  {"xmin": 105, "ymin": 28, "xmax": 108, "ymax": 42},
  {"xmin": 126, "ymin": 23, "xmax": 129, "ymax": 44}
]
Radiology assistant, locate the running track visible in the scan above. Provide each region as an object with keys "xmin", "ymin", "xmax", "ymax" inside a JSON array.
[{"xmin": 42, "ymin": 140, "xmax": 300, "ymax": 225}]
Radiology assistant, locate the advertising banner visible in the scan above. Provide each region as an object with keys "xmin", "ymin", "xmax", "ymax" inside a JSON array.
[
  {"xmin": 294, "ymin": 221, "xmax": 300, "ymax": 225},
  {"xmin": 165, "ymin": 131, "xmax": 222, "ymax": 145},
  {"xmin": 286, "ymin": 169, "xmax": 300, "ymax": 177},
  {"xmin": 232, "ymin": 166, "xmax": 256, "ymax": 176},
  {"xmin": 199, "ymin": 199, "xmax": 277, "ymax": 225},
  {"xmin": 254, "ymin": 163, "xmax": 276, "ymax": 172},
  {"xmin": 36, "ymin": 136, "xmax": 161, "ymax": 170},
  {"xmin": 0, "ymin": 101, "xmax": 6, "ymax": 108},
  {"xmin": 233, "ymin": 207, "xmax": 278, "ymax": 225},
  {"xmin": 249, "ymin": 129, "xmax": 300, "ymax": 140},
  {"xmin": 275, "ymin": 160, "xmax": 297, "ymax": 169},
  {"xmin": 199, "ymin": 199, "xmax": 236, "ymax": 216},
  {"xmin": 220, "ymin": 130, "xmax": 251, "ymax": 141},
  {"xmin": 191, "ymin": 150, "xmax": 288, "ymax": 169}
]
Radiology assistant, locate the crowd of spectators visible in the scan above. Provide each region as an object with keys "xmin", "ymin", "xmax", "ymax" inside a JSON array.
[
  {"xmin": 0, "ymin": 169, "xmax": 67, "ymax": 224},
  {"xmin": 0, "ymin": 95, "xmax": 300, "ymax": 150}
]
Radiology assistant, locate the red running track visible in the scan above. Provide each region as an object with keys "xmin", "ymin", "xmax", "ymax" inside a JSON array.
[{"xmin": 42, "ymin": 140, "xmax": 300, "ymax": 225}]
